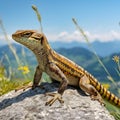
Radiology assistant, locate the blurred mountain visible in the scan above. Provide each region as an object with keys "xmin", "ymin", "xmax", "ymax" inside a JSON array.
[
  {"xmin": 50, "ymin": 40, "xmax": 120, "ymax": 57},
  {"xmin": 0, "ymin": 43, "xmax": 119, "ymax": 83},
  {"xmin": 1, "ymin": 40, "xmax": 120, "ymax": 57}
]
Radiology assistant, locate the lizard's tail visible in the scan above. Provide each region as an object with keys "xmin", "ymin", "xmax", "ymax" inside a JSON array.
[{"xmin": 90, "ymin": 78, "xmax": 120, "ymax": 107}]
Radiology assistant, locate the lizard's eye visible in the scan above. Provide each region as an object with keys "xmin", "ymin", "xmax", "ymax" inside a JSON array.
[
  {"xmin": 23, "ymin": 32, "xmax": 32, "ymax": 38},
  {"xmin": 31, "ymin": 33, "xmax": 43, "ymax": 41},
  {"xmin": 32, "ymin": 37, "xmax": 42, "ymax": 41}
]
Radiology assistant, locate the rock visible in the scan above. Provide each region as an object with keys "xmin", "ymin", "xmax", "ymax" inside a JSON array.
[{"xmin": 0, "ymin": 82, "xmax": 115, "ymax": 120}]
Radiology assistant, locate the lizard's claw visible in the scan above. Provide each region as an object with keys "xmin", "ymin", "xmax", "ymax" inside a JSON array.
[
  {"xmin": 15, "ymin": 82, "xmax": 33, "ymax": 92},
  {"xmin": 15, "ymin": 82, "xmax": 44, "ymax": 92},
  {"xmin": 90, "ymin": 94, "xmax": 105, "ymax": 106},
  {"xmin": 45, "ymin": 92, "xmax": 64, "ymax": 106}
]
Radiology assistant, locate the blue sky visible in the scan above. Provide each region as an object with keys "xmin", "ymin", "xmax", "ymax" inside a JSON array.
[{"xmin": 0, "ymin": 0, "xmax": 120, "ymax": 43}]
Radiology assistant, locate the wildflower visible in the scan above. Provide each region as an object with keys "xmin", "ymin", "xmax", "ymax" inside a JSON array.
[
  {"xmin": 112, "ymin": 55, "xmax": 119, "ymax": 63},
  {"xmin": 102, "ymin": 83, "xmax": 110, "ymax": 90},
  {"xmin": 18, "ymin": 66, "xmax": 30, "ymax": 74}
]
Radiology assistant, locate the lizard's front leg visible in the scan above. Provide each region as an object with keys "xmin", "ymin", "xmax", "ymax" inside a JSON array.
[
  {"xmin": 32, "ymin": 65, "xmax": 43, "ymax": 89},
  {"xmin": 45, "ymin": 62, "xmax": 68, "ymax": 106},
  {"xmin": 15, "ymin": 65, "xmax": 42, "ymax": 91}
]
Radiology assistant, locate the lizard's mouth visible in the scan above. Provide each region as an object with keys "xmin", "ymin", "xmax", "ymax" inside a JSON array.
[
  {"xmin": 12, "ymin": 33, "xmax": 17, "ymax": 40},
  {"xmin": 12, "ymin": 32, "xmax": 22, "ymax": 42},
  {"xmin": 12, "ymin": 30, "xmax": 36, "ymax": 42}
]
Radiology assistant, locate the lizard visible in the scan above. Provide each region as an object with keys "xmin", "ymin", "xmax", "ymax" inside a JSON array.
[{"xmin": 12, "ymin": 30, "xmax": 120, "ymax": 107}]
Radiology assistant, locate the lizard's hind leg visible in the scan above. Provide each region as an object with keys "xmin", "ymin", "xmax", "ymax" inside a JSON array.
[{"xmin": 79, "ymin": 75, "xmax": 104, "ymax": 105}]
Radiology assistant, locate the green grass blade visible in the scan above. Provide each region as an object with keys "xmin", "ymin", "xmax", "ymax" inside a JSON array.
[
  {"xmin": 32, "ymin": 5, "xmax": 43, "ymax": 32},
  {"xmin": 0, "ymin": 19, "xmax": 21, "ymax": 65}
]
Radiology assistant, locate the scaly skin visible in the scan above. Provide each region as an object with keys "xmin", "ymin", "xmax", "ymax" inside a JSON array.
[{"xmin": 12, "ymin": 30, "xmax": 120, "ymax": 107}]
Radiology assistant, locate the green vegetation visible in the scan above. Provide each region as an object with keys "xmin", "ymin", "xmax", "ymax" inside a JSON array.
[{"xmin": 105, "ymin": 101, "xmax": 120, "ymax": 120}]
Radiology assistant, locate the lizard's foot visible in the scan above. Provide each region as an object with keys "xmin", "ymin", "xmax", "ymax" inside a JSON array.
[
  {"xmin": 90, "ymin": 94, "xmax": 105, "ymax": 106},
  {"xmin": 15, "ymin": 82, "xmax": 33, "ymax": 92},
  {"xmin": 45, "ymin": 92, "xmax": 64, "ymax": 106}
]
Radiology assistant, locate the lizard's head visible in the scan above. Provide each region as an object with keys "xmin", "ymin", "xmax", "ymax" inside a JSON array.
[{"xmin": 12, "ymin": 30, "xmax": 47, "ymax": 51}]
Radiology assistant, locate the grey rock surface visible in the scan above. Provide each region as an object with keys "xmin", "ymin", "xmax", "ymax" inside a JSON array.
[{"xmin": 0, "ymin": 82, "xmax": 115, "ymax": 120}]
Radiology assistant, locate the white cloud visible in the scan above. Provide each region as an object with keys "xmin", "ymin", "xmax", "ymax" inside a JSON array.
[
  {"xmin": 46, "ymin": 30, "xmax": 120, "ymax": 43},
  {"xmin": 1, "ymin": 30, "xmax": 120, "ymax": 45},
  {"xmin": 86, "ymin": 30, "xmax": 120, "ymax": 42}
]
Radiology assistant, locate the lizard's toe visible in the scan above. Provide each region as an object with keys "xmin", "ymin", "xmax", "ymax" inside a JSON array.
[
  {"xmin": 45, "ymin": 92, "xmax": 64, "ymax": 106},
  {"xmin": 90, "ymin": 94, "xmax": 105, "ymax": 106},
  {"xmin": 15, "ymin": 82, "xmax": 33, "ymax": 92}
]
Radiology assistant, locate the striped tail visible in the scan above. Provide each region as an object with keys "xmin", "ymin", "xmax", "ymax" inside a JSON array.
[{"xmin": 90, "ymin": 78, "xmax": 120, "ymax": 107}]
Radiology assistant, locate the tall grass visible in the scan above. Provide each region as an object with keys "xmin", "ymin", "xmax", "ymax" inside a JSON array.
[
  {"xmin": 0, "ymin": 18, "xmax": 32, "ymax": 94},
  {"xmin": 32, "ymin": 5, "xmax": 43, "ymax": 32},
  {"xmin": 72, "ymin": 18, "xmax": 120, "ymax": 120},
  {"xmin": 0, "ymin": 18, "xmax": 33, "ymax": 79},
  {"xmin": 72, "ymin": 18, "xmax": 116, "ymax": 85},
  {"xmin": 0, "ymin": 19, "xmax": 20, "ymax": 65}
]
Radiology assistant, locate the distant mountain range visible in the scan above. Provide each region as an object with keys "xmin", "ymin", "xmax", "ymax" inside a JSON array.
[
  {"xmin": 1, "ymin": 40, "xmax": 120, "ymax": 57},
  {"xmin": 50, "ymin": 40, "xmax": 120, "ymax": 57},
  {"xmin": 0, "ymin": 43, "xmax": 119, "ymax": 82}
]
